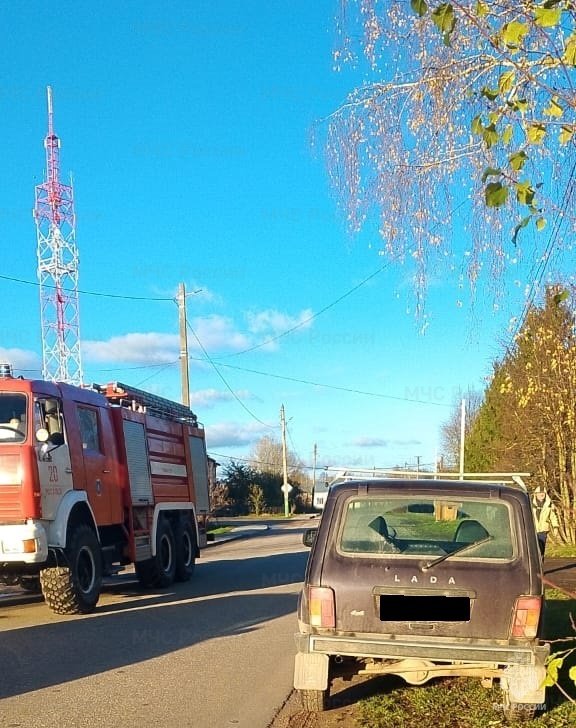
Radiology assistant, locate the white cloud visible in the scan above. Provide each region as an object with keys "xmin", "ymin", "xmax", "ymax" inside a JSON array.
[
  {"xmin": 190, "ymin": 315, "xmax": 251, "ymax": 352},
  {"xmin": 350, "ymin": 436, "xmax": 422, "ymax": 448},
  {"xmin": 81, "ymin": 305, "xmax": 314, "ymax": 366},
  {"xmin": 82, "ymin": 333, "xmax": 179, "ymax": 364},
  {"xmin": 0, "ymin": 347, "xmax": 42, "ymax": 373},
  {"xmin": 190, "ymin": 388, "xmax": 253, "ymax": 408},
  {"xmin": 246, "ymin": 308, "xmax": 314, "ymax": 335},
  {"xmin": 81, "ymin": 319, "xmax": 246, "ymax": 366},
  {"xmin": 205, "ymin": 421, "xmax": 271, "ymax": 448},
  {"xmin": 352, "ymin": 437, "xmax": 390, "ymax": 448}
]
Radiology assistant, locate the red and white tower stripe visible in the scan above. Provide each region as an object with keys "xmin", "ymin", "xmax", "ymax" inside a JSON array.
[{"xmin": 34, "ymin": 86, "xmax": 82, "ymax": 384}]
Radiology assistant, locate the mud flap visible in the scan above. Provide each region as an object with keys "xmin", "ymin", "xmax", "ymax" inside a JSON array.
[
  {"xmin": 294, "ymin": 652, "xmax": 329, "ymax": 691},
  {"xmin": 502, "ymin": 664, "xmax": 547, "ymax": 704}
]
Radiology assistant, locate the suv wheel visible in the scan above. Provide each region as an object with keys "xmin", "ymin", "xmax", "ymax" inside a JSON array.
[
  {"xmin": 299, "ymin": 688, "xmax": 328, "ymax": 712},
  {"xmin": 503, "ymin": 699, "xmax": 537, "ymax": 722}
]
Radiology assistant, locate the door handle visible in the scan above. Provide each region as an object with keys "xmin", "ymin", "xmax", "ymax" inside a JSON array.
[
  {"xmin": 65, "ymin": 468, "xmax": 72, "ymax": 474},
  {"xmin": 102, "ymin": 469, "xmax": 111, "ymax": 474}
]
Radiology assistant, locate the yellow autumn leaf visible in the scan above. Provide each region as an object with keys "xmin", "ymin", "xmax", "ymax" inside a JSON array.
[
  {"xmin": 544, "ymin": 97, "xmax": 563, "ymax": 117},
  {"xmin": 527, "ymin": 124, "xmax": 546, "ymax": 144}
]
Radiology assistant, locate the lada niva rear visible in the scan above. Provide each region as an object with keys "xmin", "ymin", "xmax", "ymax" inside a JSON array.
[{"xmin": 294, "ymin": 479, "xmax": 548, "ymax": 719}]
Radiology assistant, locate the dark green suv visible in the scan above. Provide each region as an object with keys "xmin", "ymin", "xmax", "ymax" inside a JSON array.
[{"xmin": 295, "ymin": 479, "xmax": 548, "ymax": 719}]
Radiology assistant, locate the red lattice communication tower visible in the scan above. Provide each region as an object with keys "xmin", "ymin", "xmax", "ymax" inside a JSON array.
[{"xmin": 34, "ymin": 86, "xmax": 83, "ymax": 385}]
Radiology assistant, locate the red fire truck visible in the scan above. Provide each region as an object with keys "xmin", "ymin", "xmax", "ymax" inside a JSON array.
[{"xmin": 0, "ymin": 364, "xmax": 211, "ymax": 614}]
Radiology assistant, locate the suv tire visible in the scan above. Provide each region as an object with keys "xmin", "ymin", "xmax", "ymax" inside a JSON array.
[{"xmin": 299, "ymin": 688, "xmax": 329, "ymax": 712}]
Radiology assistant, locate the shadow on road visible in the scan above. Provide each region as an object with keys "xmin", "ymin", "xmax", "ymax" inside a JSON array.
[
  {"xmin": 0, "ymin": 550, "xmax": 308, "ymax": 700},
  {"xmin": 103, "ymin": 548, "xmax": 309, "ymax": 601}
]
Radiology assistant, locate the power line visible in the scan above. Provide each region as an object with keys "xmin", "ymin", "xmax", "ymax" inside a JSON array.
[
  {"xmin": 134, "ymin": 360, "xmax": 178, "ymax": 388},
  {"xmin": 86, "ymin": 361, "xmax": 180, "ymax": 373},
  {"xmin": 2, "ymin": 260, "xmax": 388, "ymax": 362},
  {"xmin": 208, "ymin": 451, "xmax": 314, "ymax": 472},
  {"xmin": 184, "ymin": 317, "xmax": 277, "ymax": 429},
  {"xmin": 208, "ymin": 197, "xmax": 471, "ymax": 359},
  {"xmin": 508, "ymin": 158, "xmax": 576, "ymax": 346},
  {"xmin": 0, "ymin": 273, "xmax": 174, "ymax": 301},
  {"xmin": 208, "ymin": 450, "xmax": 306, "ymax": 472},
  {"xmin": 213, "ymin": 261, "xmax": 390, "ymax": 358},
  {"xmin": 208, "ymin": 450, "xmax": 437, "ymax": 474},
  {"xmin": 190, "ymin": 357, "xmax": 453, "ymax": 407}
]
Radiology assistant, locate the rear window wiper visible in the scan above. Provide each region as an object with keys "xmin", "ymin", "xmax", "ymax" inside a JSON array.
[{"xmin": 421, "ymin": 535, "xmax": 493, "ymax": 572}]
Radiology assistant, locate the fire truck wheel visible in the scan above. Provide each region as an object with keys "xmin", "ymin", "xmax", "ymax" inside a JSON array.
[
  {"xmin": 40, "ymin": 524, "xmax": 102, "ymax": 615},
  {"xmin": 175, "ymin": 519, "xmax": 196, "ymax": 582},
  {"xmin": 135, "ymin": 517, "xmax": 177, "ymax": 588}
]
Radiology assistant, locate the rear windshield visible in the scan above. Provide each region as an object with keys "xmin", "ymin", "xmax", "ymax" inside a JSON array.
[
  {"xmin": 338, "ymin": 496, "xmax": 514, "ymax": 560},
  {"xmin": 0, "ymin": 393, "xmax": 27, "ymax": 443}
]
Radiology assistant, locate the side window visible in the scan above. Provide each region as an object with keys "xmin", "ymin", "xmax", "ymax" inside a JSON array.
[
  {"xmin": 0, "ymin": 393, "xmax": 27, "ymax": 443},
  {"xmin": 34, "ymin": 398, "xmax": 65, "ymax": 441},
  {"xmin": 77, "ymin": 406, "xmax": 101, "ymax": 452}
]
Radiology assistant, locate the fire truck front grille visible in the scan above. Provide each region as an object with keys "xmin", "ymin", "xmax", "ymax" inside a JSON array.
[{"xmin": 0, "ymin": 486, "xmax": 24, "ymax": 522}]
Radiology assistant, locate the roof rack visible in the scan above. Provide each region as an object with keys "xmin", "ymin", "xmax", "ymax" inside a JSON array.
[
  {"xmin": 93, "ymin": 381, "xmax": 199, "ymax": 426},
  {"xmin": 325, "ymin": 468, "xmax": 530, "ymax": 489}
]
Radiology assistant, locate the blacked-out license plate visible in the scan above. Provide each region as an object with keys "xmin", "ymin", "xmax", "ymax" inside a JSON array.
[{"xmin": 380, "ymin": 594, "xmax": 471, "ymax": 622}]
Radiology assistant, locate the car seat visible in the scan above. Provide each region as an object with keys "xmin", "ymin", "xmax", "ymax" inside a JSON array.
[{"xmin": 453, "ymin": 519, "xmax": 489, "ymax": 543}]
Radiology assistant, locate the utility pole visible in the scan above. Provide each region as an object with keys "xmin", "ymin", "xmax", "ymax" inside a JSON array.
[
  {"xmin": 280, "ymin": 404, "xmax": 290, "ymax": 517},
  {"xmin": 178, "ymin": 282, "xmax": 190, "ymax": 407},
  {"xmin": 312, "ymin": 443, "xmax": 317, "ymax": 509},
  {"xmin": 459, "ymin": 398, "xmax": 466, "ymax": 480}
]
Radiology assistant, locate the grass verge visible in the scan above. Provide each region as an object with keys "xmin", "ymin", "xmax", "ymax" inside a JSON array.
[
  {"xmin": 355, "ymin": 588, "xmax": 576, "ymax": 727},
  {"xmin": 546, "ymin": 543, "xmax": 576, "ymax": 558},
  {"xmin": 356, "ymin": 677, "xmax": 576, "ymax": 727}
]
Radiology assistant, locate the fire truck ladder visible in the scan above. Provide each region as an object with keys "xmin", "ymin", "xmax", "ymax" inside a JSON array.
[{"xmin": 96, "ymin": 382, "xmax": 199, "ymax": 425}]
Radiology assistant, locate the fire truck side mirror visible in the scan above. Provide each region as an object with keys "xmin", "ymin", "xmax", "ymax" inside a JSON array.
[
  {"xmin": 36, "ymin": 429, "xmax": 64, "ymax": 448},
  {"xmin": 48, "ymin": 432, "xmax": 65, "ymax": 447}
]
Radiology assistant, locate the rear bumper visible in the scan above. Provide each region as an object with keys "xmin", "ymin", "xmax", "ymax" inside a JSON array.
[
  {"xmin": 295, "ymin": 632, "xmax": 549, "ymax": 666},
  {"xmin": 0, "ymin": 521, "xmax": 49, "ymax": 565},
  {"xmin": 294, "ymin": 631, "xmax": 549, "ymax": 698}
]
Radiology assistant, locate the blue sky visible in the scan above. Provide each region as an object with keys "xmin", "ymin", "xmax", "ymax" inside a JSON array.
[{"xmin": 0, "ymin": 1, "xmax": 565, "ymax": 476}]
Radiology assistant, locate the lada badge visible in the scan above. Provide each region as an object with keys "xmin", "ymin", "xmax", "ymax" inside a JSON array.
[{"xmin": 393, "ymin": 574, "xmax": 457, "ymax": 585}]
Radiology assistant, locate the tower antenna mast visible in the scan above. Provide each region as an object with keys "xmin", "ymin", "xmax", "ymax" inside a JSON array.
[{"xmin": 34, "ymin": 86, "xmax": 82, "ymax": 384}]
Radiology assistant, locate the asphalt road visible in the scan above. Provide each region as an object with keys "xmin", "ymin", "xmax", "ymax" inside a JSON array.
[{"xmin": 0, "ymin": 520, "xmax": 310, "ymax": 728}]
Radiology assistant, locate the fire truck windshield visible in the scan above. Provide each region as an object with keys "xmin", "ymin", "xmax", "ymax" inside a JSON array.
[{"xmin": 0, "ymin": 393, "xmax": 27, "ymax": 443}]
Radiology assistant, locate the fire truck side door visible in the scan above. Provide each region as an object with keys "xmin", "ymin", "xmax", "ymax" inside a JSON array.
[
  {"xmin": 75, "ymin": 404, "xmax": 118, "ymax": 525},
  {"xmin": 35, "ymin": 398, "xmax": 74, "ymax": 521}
]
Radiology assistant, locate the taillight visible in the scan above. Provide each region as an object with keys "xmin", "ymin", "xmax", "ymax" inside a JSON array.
[
  {"xmin": 309, "ymin": 586, "xmax": 335, "ymax": 628},
  {"xmin": 511, "ymin": 596, "xmax": 541, "ymax": 638}
]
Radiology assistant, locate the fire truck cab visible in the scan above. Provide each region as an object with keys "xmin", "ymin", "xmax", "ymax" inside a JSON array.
[{"xmin": 0, "ymin": 364, "xmax": 211, "ymax": 614}]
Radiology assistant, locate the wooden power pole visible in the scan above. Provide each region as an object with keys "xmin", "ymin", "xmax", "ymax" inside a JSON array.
[
  {"xmin": 280, "ymin": 404, "xmax": 291, "ymax": 516},
  {"xmin": 178, "ymin": 282, "xmax": 190, "ymax": 407}
]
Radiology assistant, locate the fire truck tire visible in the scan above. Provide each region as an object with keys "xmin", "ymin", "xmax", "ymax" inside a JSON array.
[
  {"xmin": 135, "ymin": 517, "xmax": 176, "ymax": 588},
  {"xmin": 175, "ymin": 519, "xmax": 196, "ymax": 582},
  {"xmin": 40, "ymin": 525, "xmax": 102, "ymax": 615}
]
